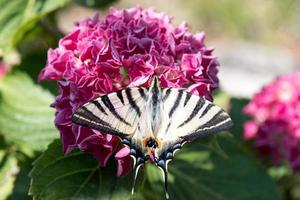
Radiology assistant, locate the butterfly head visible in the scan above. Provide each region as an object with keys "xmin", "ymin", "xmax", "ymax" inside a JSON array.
[
  {"xmin": 145, "ymin": 137, "xmax": 159, "ymax": 148},
  {"xmin": 143, "ymin": 137, "xmax": 160, "ymax": 162}
]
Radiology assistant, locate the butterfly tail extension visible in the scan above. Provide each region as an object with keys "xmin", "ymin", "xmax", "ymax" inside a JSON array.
[
  {"xmin": 129, "ymin": 146, "xmax": 148, "ymax": 195},
  {"xmin": 131, "ymin": 161, "xmax": 143, "ymax": 195},
  {"xmin": 156, "ymin": 158, "xmax": 170, "ymax": 199},
  {"xmin": 155, "ymin": 140, "xmax": 187, "ymax": 199}
]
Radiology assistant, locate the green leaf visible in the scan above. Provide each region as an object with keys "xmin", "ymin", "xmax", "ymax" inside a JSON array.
[
  {"xmin": 29, "ymin": 140, "xmax": 144, "ymax": 200},
  {"xmin": 0, "ymin": 0, "xmax": 70, "ymax": 56},
  {"xmin": 7, "ymin": 154, "xmax": 34, "ymax": 200},
  {"xmin": 0, "ymin": 150, "xmax": 19, "ymax": 200},
  {"xmin": 28, "ymin": 136, "xmax": 279, "ymax": 200},
  {"xmin": 0, "ymin": 71, "xmax": 57, "ymax": 155},
  {"xmin": 229, "ymin": 98, "xmax": 250, "ymax": 139},
  {"xmin": 73, "ymin": 0, "xmax": 118, "ymax": 8},
  {"xmin": 143, "ymin": 135, "xmax": 280, "ymax": 200},
  {"xmin": 213, "ymin": 90, "xmax": 231, "ymax": 110},
  {"xmin": 207, "ymin": 135, "xmax": 229, "ymax": 159}
]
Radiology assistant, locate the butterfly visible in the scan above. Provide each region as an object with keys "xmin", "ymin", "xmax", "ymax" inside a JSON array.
[{"xmin": 72, "ymin": 77, "xmax": 233, "ymax": 199}]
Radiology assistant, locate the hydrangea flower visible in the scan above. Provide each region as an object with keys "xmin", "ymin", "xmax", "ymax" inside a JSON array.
[
  {"xmin": 39, "ymin": 7, "xmax": 220, "ymax": 176},
  {"xmin": 244, "ymin": 72, "xmax": 300, "ymax": 171},
  {"xmin": 0, "ymin": 62, "xmax": 9, "ymax": 79}
]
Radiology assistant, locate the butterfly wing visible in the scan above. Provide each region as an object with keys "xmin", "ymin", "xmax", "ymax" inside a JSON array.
[
  {"xmin": 72, "ymin": 87, "xmax": 150, "ymax": 194},
  {"xmin": 154, "ymin": 88, "xmax": 232, "ymax": 199},
  {"xmin": 72, "ymin": 87, "xmax": 148, "ymax": 138},
  {"xmin": 156, "ymin": 88, "xmax": 232, "ymax": 155},
  {"xmin": 72, "ymin": 83, "xmax": 233, "ymax": 199}
]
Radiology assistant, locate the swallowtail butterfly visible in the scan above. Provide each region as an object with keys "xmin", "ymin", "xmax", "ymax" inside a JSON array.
[{"xmin": 72, "ymin": 77, "xmax": 233, "ymax": 199}]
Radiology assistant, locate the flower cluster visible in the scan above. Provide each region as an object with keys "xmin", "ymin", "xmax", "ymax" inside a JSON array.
[
  {"xmin": 244, "ymin": 72, "xmax": 300, "ymax": 171},
  {"xmin": 39, "ymin": 7, "xmax": 220, "ymax": 176}
]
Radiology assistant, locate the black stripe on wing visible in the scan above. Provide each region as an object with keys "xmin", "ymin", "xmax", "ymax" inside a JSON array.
[
  {"xmin": 91, "ymin": 100, "xmax": 107, "ymax": 115},
  {"xmin": 116, "ymin": 90, "xmax": 125, "ymax": 105},
  {"xmin": 138, "ymin": 88, "xmax": 147, "ymax": 100},
  {"xmin": 178, "ymin": 98, "xmax": 205, "ymax": 128},
  {"xmin": 183, "ymin": 92, "xmax": 192, "ymax": 107},
  {"xmin": 162, "ymin": 88, "xmax": 171, "ymax": 102},
  {"xmin": 77, "ymin": 106, "xmax": 110, "ymax": 126},
  {"xmin": 199, "ymin": 103, "xmax": 214, "ymax": 118},
  {"xmin": 168, "ymin": 90, "xmax": 183, "ymax": 117},
  {"xmin": 71, "ymin": 107, "xmax": 129, "ymax": 138},
  {"xmin": 125, "ymin": 89, "xmax": 142, "ymax": 117},
  {"xmin": 182, "ymin": 110, "xmax": 233, "ymax": 141},
  {"xmin": 101, "ymin": 95, "xmax": 132, "ymax": 126}
]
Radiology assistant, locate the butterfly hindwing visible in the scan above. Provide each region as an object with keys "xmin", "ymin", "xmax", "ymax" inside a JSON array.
[
  {"xmin": 72, "ymin": 88, "xmax": 148, "ymax": 138},
  {"xmin": 156, "ymin": 88, "xmax": 232, "ymax": 155}
]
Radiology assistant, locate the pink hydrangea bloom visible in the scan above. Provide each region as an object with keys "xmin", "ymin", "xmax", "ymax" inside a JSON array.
[
  {"xmin": 0, "ymin": 62, "xmax": 9, "ymax": 79},
  {"xmin": 244, "ymin": 72, "xmax": 300, "ymax": 171},
  {"xmin": 39, "ymin": 7, "xmax": 220, "ymax": 176}
]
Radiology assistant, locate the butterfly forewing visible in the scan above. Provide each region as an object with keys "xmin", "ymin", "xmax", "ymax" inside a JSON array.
[
  {"xmin": 72, "ymin": 88, "xmax": 148, "ymax": 138},
  {"xmin": 156, "ymin": 88, "xmax": 232, "ymax": 156}
]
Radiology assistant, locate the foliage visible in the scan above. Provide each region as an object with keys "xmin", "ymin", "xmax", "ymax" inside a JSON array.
[
  {"xmin": 0, "ymin": 148, "xmax": 18, "ymax": 200},
  {"xmin": 73, "ymin": 0, "xmax": 119, "ymax": 8},
  {"xmin": 0, "ymin": 0, "xmax": 70, "ymax": 58},
  {"xmin": 29, "ymin": 140, "xmax": 141, "ymax": 200},
  {"xmin": 143, "ymin": 134, "xmax": 279, "ymax": 200},
  {"xmin": 29, "ymin": 135, "xmax": 280, "ymax": 200},
  {"xmin": 0, "ymin": 72, "xmax": 57, "ymax": 156}
]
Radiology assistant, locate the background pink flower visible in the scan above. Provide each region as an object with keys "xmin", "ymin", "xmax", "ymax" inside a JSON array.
[
  {"xmin": 0, "ymin": 62, "xmax": 10, "ymax": 79},
  {"xmin": 39, "ymin": 7, "xmax": 220, "ymax": 176},
  {"xmin": 244, "ymin": 72, "xmax": 300, "ymax": 172}
]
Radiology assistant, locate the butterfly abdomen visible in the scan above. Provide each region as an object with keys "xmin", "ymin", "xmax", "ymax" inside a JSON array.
[{"xmin": 147, "ymin": 76, "xmax": 164, "ymax": 134}]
